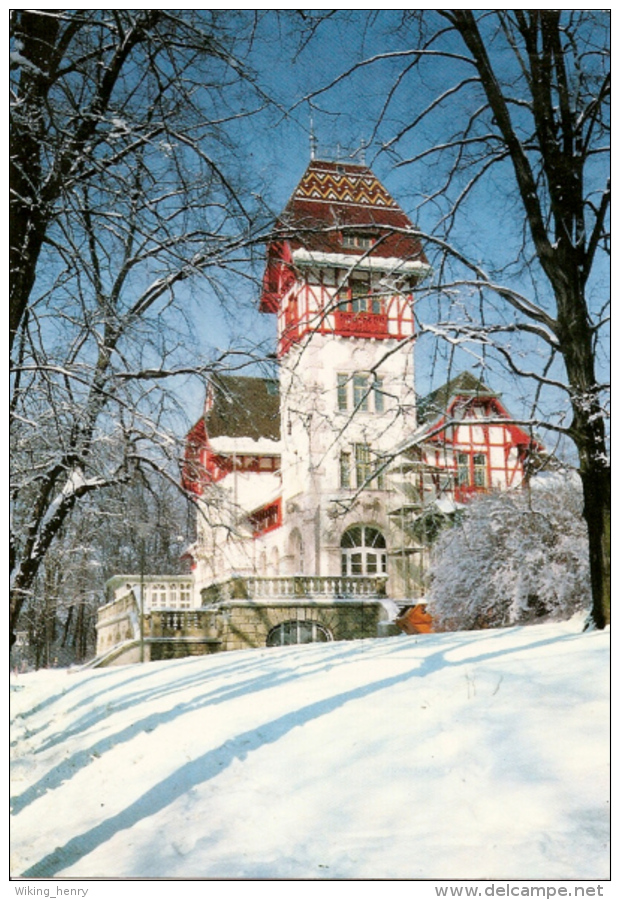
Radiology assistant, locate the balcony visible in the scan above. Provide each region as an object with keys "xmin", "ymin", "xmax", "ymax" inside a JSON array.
[
  {"xmin": 201, "ymin": 575, "xmax": 387, "ymax": 606},
  {"xmin": 334, "ymin": 310, "xmax": 389, "ymax": 338}
]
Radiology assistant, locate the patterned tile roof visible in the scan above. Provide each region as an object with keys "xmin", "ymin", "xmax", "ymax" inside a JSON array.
[
  {"xmin": 278, "ymin": 159, "xmax": 426, "ymax": 262},
  {"xmin": 292, "ymin": 160, "xmax": 398, "ymax": 207}
]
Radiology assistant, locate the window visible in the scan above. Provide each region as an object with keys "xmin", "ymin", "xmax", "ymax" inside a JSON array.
[
  {"xmin": 342, "ymin": 234, "xmax": 373, "ymax": 250},
  {"xmin": 473, "ymin": 453, "xmax": 488, "ymax": 487},
  {"xmin": 456, "ymin": 452, "xmax": 488, "ymax": 489},
  {"xmin": 168, "ymin": 584, "xmax": 178, "ymax": 609},
  {"xmin": 337, "ymin": 374, "xmax": 348, "ymax": 411},
  {"xmin": 353, "ymin": 443, "xmax": 385, "ymax": 489},
  {"xmin": 289, "ymin": 529, "xmax": 304, "ymax": 574},
  {"xmin": 457, "ymin": 452, "xmax": 470, "ymax": 486},
  {"xmin": 150, "ymin": 583, "xmax": 168, "ymax": 609},
  {"xmin": 336, "ymin": 273, "xmax": 379, "ymax": 310},
  {"xmin": 337, "ymin": 373, "xmax": 386, "ymax": 414},
  {"xmin": 355, "ymin": 443, "xmax": 372, "ymax": 488},
  {"xmin": 267, "ymin": 621, "xmax": 332, "ymax": 646},
  {"xmin": 180, "ymin": 584, "xmax": 192, "ymax": 608},
  {"xmin": 351, "ymin": 277, "xmax": 371, "ymax": 312},
  {"xmin": 353, "ymin": 374, "xmax": 370, "ymax": 411},
  {"xmin": 341, "ymin": 526, "xmax": 387, "ymax": 577}
]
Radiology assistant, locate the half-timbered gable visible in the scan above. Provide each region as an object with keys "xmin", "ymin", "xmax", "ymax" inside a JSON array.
[{"xmin": 415, "ymin": 372, "xmax": 541, "ymax": 501}]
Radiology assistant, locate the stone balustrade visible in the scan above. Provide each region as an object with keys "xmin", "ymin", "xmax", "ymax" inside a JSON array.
[{"xmin": 201, "ymin": 575, "xmax": 387, "ymax": 606}]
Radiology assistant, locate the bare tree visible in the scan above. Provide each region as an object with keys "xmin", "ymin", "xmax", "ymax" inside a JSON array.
[
  {"xmin": 306, "ymin": 10, "xmax": 610, "ymax": 626},
  {"xmin": 9, "ymin": 10, "xmax": 278, "ymax": 647},
  {"xmin": 13, "ymin": 473, "xmax": 194, "ymax": 669}
]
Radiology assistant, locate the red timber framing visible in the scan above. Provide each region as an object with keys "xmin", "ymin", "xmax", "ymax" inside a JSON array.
[
  {"xmin": 260, "ymin": 241, "xmax": 296, "ymax": 314},
  {"xmin": 420, "ymin": 394, "xmax": 540, "ymax": 503},
  {"xmin": 248, "ymin": 497, "xmax": 282, "ymax": 539},
  {"xmin": 182, "ymin": 418, "xmax": 208, "ymax": 496},
  {"xmin": 275, "ymin": 280, "xmax": 414, "ymax": 357},
  {"xmin": 258, "ymin": 159, "xmax": 428, "ymax": 357},
  {"xmin": 182, "ymin": 420, "xmax": 280, "ymax": 495}
]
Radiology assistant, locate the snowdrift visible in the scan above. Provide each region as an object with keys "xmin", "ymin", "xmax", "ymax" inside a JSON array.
[{"xmin": 10, "ymin": 617, "xmax": 609, "ymax": 880}]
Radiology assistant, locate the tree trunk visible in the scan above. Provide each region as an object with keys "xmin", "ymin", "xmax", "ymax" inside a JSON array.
[
  {"xmin": 558, "ymin": 282, "xmax": 611, "ymax": 628},
  {"xmin": 578, "ymin": 452, "xmax": 611, "ymax": 628}
]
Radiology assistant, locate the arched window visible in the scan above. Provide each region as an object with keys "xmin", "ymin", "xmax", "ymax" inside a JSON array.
[
  {"xmin": 267, "ymin": 620, "xmax": 332, "ymax": 647},
  {"xmin": 341, "ymin": 525, "xmax": 387, "ymax": 577}
]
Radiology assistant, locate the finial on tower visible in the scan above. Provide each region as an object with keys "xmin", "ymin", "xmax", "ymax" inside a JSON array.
[{"xmin": 309, "ymin": 107, "xmax": 317, "ymax": 160}]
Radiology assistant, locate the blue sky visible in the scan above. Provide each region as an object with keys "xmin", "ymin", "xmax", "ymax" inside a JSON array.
[{"xmin": 172, "ymin": 10, "xmax": 608, "ymax": 466}]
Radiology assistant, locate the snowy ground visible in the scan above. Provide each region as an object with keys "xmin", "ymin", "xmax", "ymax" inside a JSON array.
[{"xmin": 10, "ymin": 617, "xmax": 609, "ymax": 880}]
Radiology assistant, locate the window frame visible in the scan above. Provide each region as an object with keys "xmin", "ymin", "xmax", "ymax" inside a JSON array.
[
  {"xmin": 267, "ymin": 620, "xmax": 332, "ymax": 647},
  {"xmin": 342, "ymin": 233, "xmax": 373, "ymax": 251},
  {"xmin": 337, "ymin": 372, "xmax": 386, "ymax": 415},
  {"xmin": 473, "ymin": 452, "xmax": 488, "ymax": 487},
  {"xmin": 340, "ymin": 525, "xmax": 387, "ymax": 577}
]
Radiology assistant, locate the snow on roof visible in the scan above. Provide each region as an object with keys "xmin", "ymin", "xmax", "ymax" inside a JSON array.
[
  {"xmin": 208, "ymin": 436, "xmax": 281, "ymax": 456},
  {"xmin": 218, "ymin": 470, "xmax": 281, "ymax": 514}
]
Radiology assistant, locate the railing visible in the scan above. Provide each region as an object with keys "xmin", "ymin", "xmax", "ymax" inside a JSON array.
[
  {"xmin": 202, "ymin": 575, "xmax": 387, "ymax": 605},
  {"xmin": 334, "ymin": 310, "xmax": 389, "ymax": 338},
  {"xmin": 96, "ymin": 593, "xmax": 219, "ymax": 658},
  {"xmin": 152, "ymin": 611, "xmax": 214, "ymax": 635}
]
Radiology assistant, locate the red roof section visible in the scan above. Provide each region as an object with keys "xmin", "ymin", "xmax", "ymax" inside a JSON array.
[{"xmin": 278, "ymin": 159, "xmax": 426, "ymax": 262}]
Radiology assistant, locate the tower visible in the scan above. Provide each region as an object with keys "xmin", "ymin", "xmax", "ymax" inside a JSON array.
[{"xmin": 260, "ymin": 158, "xmax": 429, "ymax": 582}]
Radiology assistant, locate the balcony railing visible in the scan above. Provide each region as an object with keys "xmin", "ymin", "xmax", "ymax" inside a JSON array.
[
  {"xmin": 201, "ymin": 575, "xmax": 387, "ymax": 605},
  {"xmin": 334, "ymin": 310, "xmax": 389, "ymax": 338}
]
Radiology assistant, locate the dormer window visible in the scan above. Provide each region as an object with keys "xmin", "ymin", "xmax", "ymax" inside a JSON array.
[{"xmin": 342, "ymin": 233, "xmax": 373, "ymax": 250}]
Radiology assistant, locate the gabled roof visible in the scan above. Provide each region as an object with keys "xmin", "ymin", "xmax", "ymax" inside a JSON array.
[
  {"xmin": 417, "ymin": 372, "xmax": 497, "ymax": 425},
  {"xmin": 204, "ymin": 375, "xmax": 280, "ymax": 442},
  {"xmin": 278, "ymin": 159, "xmax": 427, "ymax": 263},
  {"xmin": 415, "ymin": 371, "xmax": 542, "ymax": 452}
]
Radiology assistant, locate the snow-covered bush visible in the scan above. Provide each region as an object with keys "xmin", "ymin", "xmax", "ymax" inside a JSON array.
[{"xmin": 427, "ymin": 474, "xmax": 590, "ymax": 631}]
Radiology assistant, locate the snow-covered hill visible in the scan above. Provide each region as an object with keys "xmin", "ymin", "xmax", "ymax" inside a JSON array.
[{"xmin": 10, "ymin": 617, "xmax": 609, "ymax": 880}]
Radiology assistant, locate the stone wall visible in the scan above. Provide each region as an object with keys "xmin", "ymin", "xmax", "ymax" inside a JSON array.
[
  {"xmin": 95, "ymin": 594, "xmax": 221, "ymax": 664},
  {"xmin": 95, "ymin": 585, "xmax": 387, "ymax": 665},
  {"xmin": 213, "ymin": 600, "xmax": 384, "ymax": 652},
  {"xmin": 95, "ymin": 592, "xmax": 140, "ymax": 655}
]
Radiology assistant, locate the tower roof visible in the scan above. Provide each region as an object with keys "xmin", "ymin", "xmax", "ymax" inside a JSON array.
[{"xmin": 277, "ymin": 159, "xmax": 426, "ymax": 262}]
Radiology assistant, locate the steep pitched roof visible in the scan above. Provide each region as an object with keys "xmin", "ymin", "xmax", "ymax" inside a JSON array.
[
  {"xmin": 278, "ymin": 159, "xmax": 427, "ymax": 263},
  {"xmin": 417, "ymin": 372, "xmax": 497, "ymax": 425},
  {"xmin": 205, "ymin": 375, "xmax": 280, "ymax": 442}
]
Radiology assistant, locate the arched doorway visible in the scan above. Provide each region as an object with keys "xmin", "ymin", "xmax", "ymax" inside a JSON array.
[{"xmin": 341, "ymin": 525, "xmax": 387, "ymax": 576}]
